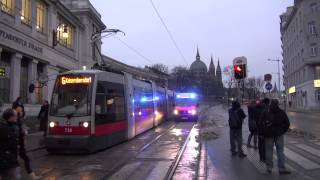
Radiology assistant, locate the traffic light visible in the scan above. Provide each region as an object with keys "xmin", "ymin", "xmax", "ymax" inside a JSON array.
[{"xmin": 234, "ymin": 64, "xmax": 247, "ymax": 80}]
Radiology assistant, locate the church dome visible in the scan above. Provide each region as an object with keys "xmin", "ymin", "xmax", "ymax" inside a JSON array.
[
  {"xmin": 190, "ymin": 60, "xmax": 207, "ymax": 73},
  {"xmin": 190, "ymin": 48, "xmax": 207, "ymax": 74}
]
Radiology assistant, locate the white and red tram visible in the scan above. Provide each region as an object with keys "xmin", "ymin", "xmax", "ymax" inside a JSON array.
[{"xmin": 46, "ymin": 69, "xmax": 174, "ymax": 153}]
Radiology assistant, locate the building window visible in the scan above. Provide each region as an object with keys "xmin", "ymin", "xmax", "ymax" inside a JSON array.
[
  {"xmin": 57, "ymin": 17, "xmax": 74, "ymax": 49},
  {"xmin": 311, "ymin": 44, "xmax": 317, "ymax": 57},
  {"xmin": 21, "ymin": 0, "xmax": 31, "ymax": 25},
  {"xmin": 311, "ymin": 3, "xmax": 318, "ymax": 13},
  {"xmin": 308, "ymin": 22, "xmax": 317, "ymax": 35},
  {"xmin": 36, "ymin": 0, "xmax": 46, "ymax": 32},
  {"xmin": 1, "ymin": 0, "xmax": 14, "ymax": 15}
]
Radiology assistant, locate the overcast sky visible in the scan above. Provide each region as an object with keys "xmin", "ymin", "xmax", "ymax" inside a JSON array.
[{"xmin": 90, "ymin": 0, "xmax": 293, "ymax": 85}]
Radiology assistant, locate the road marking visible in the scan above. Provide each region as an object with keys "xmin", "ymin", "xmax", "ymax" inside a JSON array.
[
  {"xmin": 146, "ymin": 161, "xmax": 172, "ymax": 180},
  {"xmin": 285, "ymin": 147, "xmax": 320, "ymax": 170},
  {"xmin": 295, "ymin": 144, "xmax": 320, "ymax": 157}
]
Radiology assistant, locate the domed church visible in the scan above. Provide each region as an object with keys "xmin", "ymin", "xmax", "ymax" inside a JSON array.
[{"xmin": 189, "ymin": 48, "xmax": 224, "ymax": 97}]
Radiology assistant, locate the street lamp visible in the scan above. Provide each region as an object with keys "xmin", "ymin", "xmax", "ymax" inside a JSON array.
[{"xmin": 268, "ymin": 58, "xmax": 281, "ymax": 98}]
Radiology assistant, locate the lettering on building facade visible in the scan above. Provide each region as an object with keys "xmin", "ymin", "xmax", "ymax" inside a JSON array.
[{"xmin": 0, "ymin": 29, "xmax": 43, "ymax": 54}]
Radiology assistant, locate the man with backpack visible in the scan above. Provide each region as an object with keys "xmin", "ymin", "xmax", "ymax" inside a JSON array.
[
  {"xmin": 260, "ymin": 99, "xmax": 291, "ymax": 175},
  {"xmin": 256, "ymin": 98, "xmax": 270, "ymax": 162},
  {"xmin": 228, "ymin": 101, "xmax": 247, "ymax": 158}
]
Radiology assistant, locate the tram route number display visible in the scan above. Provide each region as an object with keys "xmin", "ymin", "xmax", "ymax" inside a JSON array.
[{"xmin": 64, "ymin": 128, "xmax": 73, "ymax": 133}]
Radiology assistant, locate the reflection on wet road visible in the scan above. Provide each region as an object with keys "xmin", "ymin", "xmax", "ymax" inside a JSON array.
[{"xmin": 26, "ymin": 121, "xmax": 196, "ymax": 180}]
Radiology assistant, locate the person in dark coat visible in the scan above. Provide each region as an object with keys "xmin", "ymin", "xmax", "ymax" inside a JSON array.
[
  {"xmin": 256, "ymin": 98, "xmax": 270, "ymax": 162},
  {"xmin": 12, "ymin": 97, "xmax": 40, "ymax": 179},
  {"xmin": 38, "ymin": 101, "xmax": 49, "ymax": 136},
  {"xmin": 247, "ymin": 100, "xmax": 258, "ymax": 148},
  {"xmin": 261, "ymin": 99, "xmax": 291, "ymax": 175},
  {"xmin": 0, "ymin": 109, "xmax": 19, "ymax": 180},
  {"xmin": 228, "ymin": 101, "xmax": 247, "ymax": 158}
]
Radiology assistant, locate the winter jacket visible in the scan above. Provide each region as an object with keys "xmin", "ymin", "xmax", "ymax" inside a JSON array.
[
  {"xmin": 38, "ymin": 104, "xmax": 49, "ymax": 131},
  {"xmin": 0, "ymin": 118, "xmax": 19, "ymax": 172},
  {"xmin": 255, "ymin": 104, "xmax": 267, "ymax": 135},
  {"xmin": 247, "ymin": 105, "xmax": 257, "ymax": 133},
  {"xmin": 228, "ymin": 107, "xmax": 246, "ymax": 129},
  {"xmin": 260, "ymin": 106, "xmax": 290, "ymax": 138}
]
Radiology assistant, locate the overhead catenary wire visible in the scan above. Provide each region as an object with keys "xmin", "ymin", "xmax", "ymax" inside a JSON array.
[
  {"xmin": 149, "ymin": 0, "xmax": 189, "ymax": 66},
  {"xmin": 113, "ymin": 36, "xmax": 154, "ymax": 65}
]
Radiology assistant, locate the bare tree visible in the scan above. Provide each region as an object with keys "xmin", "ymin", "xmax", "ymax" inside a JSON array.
[{"xmin": 149, "ymin": 63, "xmax": 169, "ymax": 74}]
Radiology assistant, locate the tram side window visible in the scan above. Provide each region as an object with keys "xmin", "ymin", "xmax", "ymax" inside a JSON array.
[{"xmin": 95, "ymin": 81, "xmax": 126, "ymax": 124}]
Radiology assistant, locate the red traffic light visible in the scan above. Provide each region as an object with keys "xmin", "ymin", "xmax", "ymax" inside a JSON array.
[
  {"xmin": 234, "ymin": 65, "xmax": 242, "ymax": 72},
  {"xmin": 233, "ymin": 64, "xmax": 247, "ymax": 80}
]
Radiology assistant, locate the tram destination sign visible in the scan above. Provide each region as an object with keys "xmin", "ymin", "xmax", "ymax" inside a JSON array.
[
  {"xmin": 0, "ymin": 29, "xmax": 43, "ymax": 54},
  {"xmin": 61, "ymin": 76, "xmax": 92, "ymax": 85}
]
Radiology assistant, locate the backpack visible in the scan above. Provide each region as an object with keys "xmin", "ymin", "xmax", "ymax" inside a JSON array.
[
  {"xmin": 229, "ymin": 109, "xmax": 242, "ymax": 129},
  {"xmin": 262, "ymin": 110, "xmax": 277, "ymax": 137}
]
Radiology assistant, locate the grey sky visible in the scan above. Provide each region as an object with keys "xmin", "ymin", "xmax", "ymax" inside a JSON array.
[{"xmin": 90, "ymin": 0, "xmax": 293, "ymax": 81}]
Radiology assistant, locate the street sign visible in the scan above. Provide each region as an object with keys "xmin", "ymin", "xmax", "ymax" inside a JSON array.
[
  {"xmin": 264, "ymin": 74, "xmax": 272, "ymax": 82},
  {"xmin": 265, "ymin": 82, "xmax": 273, "ymax": 91}
]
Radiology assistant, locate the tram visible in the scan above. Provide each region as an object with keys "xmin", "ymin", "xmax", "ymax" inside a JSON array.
[{"xmin": 45, "ymin": 69, "xmax": 174, "ymax": 153}]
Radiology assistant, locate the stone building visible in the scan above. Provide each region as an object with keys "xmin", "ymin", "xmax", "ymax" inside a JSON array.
[
  {"xmin": 189, "ymin": 48, "xmax": 224, "ymax": 97},
  {"xmin": 281, "ymin": 0, "xmax": 320, "ymax": 110},
  {"xmin": 0, "ymin": 0, "xmax": 105, "ymax": 114}
]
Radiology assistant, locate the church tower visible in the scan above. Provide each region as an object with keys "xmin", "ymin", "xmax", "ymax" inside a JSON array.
[
  {"xmin": 216, "ymin": 58, "xmax": 222, "ymax": 83},
  {"xmin": 208, "ymin": 55, "xmax": 216, "ymax": 78}
]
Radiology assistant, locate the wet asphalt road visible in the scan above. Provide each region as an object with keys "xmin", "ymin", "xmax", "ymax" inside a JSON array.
[
  {"xmin": 25, "ymin": 121, "xmax": 196, "ymax": 180},
  {"xmin": 287, "ymin": 111, "xmax": 320, "ymax": 138}
]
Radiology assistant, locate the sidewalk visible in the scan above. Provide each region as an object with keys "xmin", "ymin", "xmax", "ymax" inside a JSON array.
[
  {"xmin": 199, "ymin": 105, "xmax": 320, "ymax": 180},
  {"xmin": 25, "ymin": 132, "xmax": 45, "ymax": 152}
]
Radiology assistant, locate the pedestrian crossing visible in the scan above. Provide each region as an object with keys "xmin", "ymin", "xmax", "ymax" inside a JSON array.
[{"xmin": 245, "ymin": 140, "xmax": 320, "ymax": 179}]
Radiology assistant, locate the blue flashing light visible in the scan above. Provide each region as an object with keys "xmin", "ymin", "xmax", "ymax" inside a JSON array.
[
  {"xmin": 176, "ymin": 93, "xmax": 197, "ymax": 99},
  {"xmin": 141, "ymin": 97, "xmax": 148, "ymax": 102},
  {"xmin": 154, "ymin": 96, "xmax": 160, "ymax": 101}
]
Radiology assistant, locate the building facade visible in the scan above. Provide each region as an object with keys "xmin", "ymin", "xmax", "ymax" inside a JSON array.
[
  {"xmin": 281, "ymin": 0, "xmax": 320, "ymax": 110},
  {"xmin": 189, "ymin": 48, "xmax": 224, "ymax": 97},
  {"xmin": 0, "ymin": 0, "xmax": 105, "ymax": 113}
]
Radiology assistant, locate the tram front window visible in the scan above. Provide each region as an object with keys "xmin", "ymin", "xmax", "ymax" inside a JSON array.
[{"xmin": 50, "ymin": 75, "xmax": 93, "ymax": 117}]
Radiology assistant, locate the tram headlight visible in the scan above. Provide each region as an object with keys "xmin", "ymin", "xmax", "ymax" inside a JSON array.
[
  {"xmin": 173, "ymin": 109, "xmax": 179, "ymax": 115},
  {"xmin": 80, "ymin": 122, "xmax": 90, "ymax": 128},
  {"xmin": 154, "ymin": 111, "xmax": 159, "ymax": 115},
  {"xmin": 49, "ymin": 122, "xmax": 56, "ymax": 128}
]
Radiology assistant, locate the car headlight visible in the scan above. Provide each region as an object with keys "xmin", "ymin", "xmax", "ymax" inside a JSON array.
[
  {"xmin": 174, "ymin": 109, "xmax": 179, "ymax": 115},
  {"xmin": 191, "ymin": 109, "xmax": 197, "ymax": 115}
]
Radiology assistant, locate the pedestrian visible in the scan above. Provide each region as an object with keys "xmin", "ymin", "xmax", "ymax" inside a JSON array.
[
  {"xmin": 0, "ymin": 109, "xmax": 20, "ymax": 180},
  {"xmin": 228, "ymin": 101, "xmax": 247, "ymax": 158},
  {"xmin": 247, "ymin": 100, "xmax": 258, "ymax": 149},
  {"xmin": 38, "ymin": 100, "xmax": 49, "ymax": 136},
  {"xmin": 256, "ymin": 98, "xmax": 270, "ymax": 162},
  {"xmin": 12, "ymin": 97, "xmax": 40, "ymax": 179},
  {"xmin": 261, "ymin": 99, "xmax": 291, "ymax": 175}
]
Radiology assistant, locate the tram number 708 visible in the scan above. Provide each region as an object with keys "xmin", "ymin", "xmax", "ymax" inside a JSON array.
[{"xmin": 64, "ymin": 128, "xmax": 73, "ymax": 133}]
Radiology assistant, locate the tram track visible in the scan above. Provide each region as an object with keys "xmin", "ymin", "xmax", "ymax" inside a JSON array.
[
  {"xmin": 164, "ymin": 124, "xmax": 196, "ymax": 180},
  {"xmin": 102, "ymin": 123, "xmax": 177, "ymax": 179}
]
